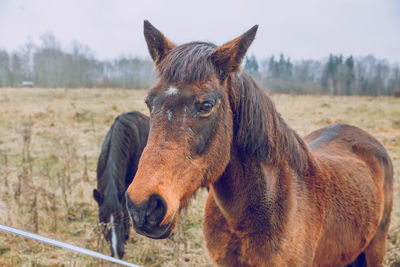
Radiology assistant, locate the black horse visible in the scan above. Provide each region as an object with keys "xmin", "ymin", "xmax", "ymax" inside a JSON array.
[{"xmin": 93, "ymin": 111, "xmax": 149, "ymax": 259}]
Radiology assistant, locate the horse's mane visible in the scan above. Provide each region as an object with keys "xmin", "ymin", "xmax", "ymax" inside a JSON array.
[
  {"xmin": 158, "ymin": 42, "xmax": 311, "ymax": 174},
  {"xmin": 97, "ymin": 112, "xmax": 147, "ymax": 195},
  {"xmin": 230, "ymin": 73, "xmax": 311, "ymax": 174}
]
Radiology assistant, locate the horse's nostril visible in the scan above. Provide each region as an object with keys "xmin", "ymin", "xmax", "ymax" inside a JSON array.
[
  {"xmin": 146, "ymin": 197, "xmax": 159, "ymax": 216},
  {"xmin": 126, "ymin": 193, "xmax": 170, "ymax": 238},
  {"xmin": 127, "ymin": 194, "xmax": 168, "ymax": 235},
  {"xmin": 149, "ymin": 203, "xmax": 166, "ymax": 223},
  {"xmin": 146, "ymin": 195, "xmax": 167, "ymax": 225}
]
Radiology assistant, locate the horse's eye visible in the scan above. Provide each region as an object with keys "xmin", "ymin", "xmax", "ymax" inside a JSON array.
[{"xmin": 198, "ymin": 101, "xmax": 214, "ymax": 117}]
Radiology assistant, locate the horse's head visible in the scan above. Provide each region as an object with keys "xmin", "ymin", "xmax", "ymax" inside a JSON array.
[
  {"xmin": 126, "ymin": 21, "xmax": 258, "ymax": 239},
  {"xmin": 93, "ymin": 189, "xmax": 129, "ymax": 258}
]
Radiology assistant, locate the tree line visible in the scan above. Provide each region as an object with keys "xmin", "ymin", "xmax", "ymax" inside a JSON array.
[
  {"xmin": 1, "ymin": 33, "xmax": 399, "ymax": 96},
  {"xmin": 245, "ymin": 54, "xmax": 400, "ymax": 96},
  {"xmin": 0, "ymin": 33, "xmax": 155, "ymax": 89}
]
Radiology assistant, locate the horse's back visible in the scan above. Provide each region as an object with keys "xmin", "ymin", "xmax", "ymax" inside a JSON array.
[
  {"xmin": 304, "ymin": 124, "xmax": 393, "ymax": 266},
  {"xmin": 107, "ymin": 111, "xmax": 149, "ymax": 160},
  {"xmin": 116, "ymin": 111, "xmax": 150, "ymax": 146},
  {"xmin": 97, "ymin": 111, "xmax": 150, "ymax": 191},
  {"xmin": 305, "ymin": 123, "xmax": 392, "ymax": 184}
]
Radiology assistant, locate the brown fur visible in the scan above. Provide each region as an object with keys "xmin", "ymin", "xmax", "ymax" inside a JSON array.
[{"xmin": 126, "ymin": 21, "xmax": 393, "ymax": 266}]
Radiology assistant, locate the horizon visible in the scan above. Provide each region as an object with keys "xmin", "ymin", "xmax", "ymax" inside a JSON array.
[{"xmin": 0, "ymin": 31, "xmax": 397, "ymax": 65}]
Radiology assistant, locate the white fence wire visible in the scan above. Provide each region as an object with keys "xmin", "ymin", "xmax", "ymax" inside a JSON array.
[{"xmin": 0, "ymin": 224, "xmax": 141, "ymax": 267}]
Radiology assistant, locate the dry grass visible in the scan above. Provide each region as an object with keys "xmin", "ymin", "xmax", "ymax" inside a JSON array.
[{"xmin": 0, "ymin": 88, "xmax": 399, "ymax": 266}]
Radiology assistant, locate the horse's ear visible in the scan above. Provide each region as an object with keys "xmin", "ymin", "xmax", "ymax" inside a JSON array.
[
  {"xmin": 93, "ymin": 189, "xmax": 104, "ymax": 205},
  {"xmin": 144, "ymin": 20, "xmax": 176, "ymax": 66},
  {"xmin": 211, "ymin": 25, "xmax": 258, "ymax": 81}
]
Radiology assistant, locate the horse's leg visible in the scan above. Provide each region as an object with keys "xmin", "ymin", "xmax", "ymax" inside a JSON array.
[
  {"xmin": 365, "ymin": 168, "xmax": 392, "ymax": 267},
  {"xmin": 346, "ymin": 212, "xmax": 390, "ymax": 267},
  {"xmin": 346, "ymin": 252, "xmax": 366, "ymax": 267},
  {"xmin": 363, "ymin": 233, "xmax": 388, "ymax": 266},
  {"xmin": 363, "ymin": 216, "xmax": 391, "ymax": 266}
]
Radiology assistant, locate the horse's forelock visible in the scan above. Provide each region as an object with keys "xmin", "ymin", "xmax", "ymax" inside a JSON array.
[{"xmin": 157, "ymin": 42, "xmax": 217, "ymax": 84}]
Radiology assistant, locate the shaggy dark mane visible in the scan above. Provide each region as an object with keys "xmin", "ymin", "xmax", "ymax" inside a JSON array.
[
  {"xmin": 229, "ymin": 72, "xmax": 311, "ymax": 174},
  {"xmin": 158, "ymin": 42, "xmax": 217, "ymax": 84}
]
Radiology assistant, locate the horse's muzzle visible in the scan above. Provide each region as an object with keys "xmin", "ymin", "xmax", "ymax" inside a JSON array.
[{"xmin": 126, "ymin": 193, "xmax": 173, "ymax": 239}]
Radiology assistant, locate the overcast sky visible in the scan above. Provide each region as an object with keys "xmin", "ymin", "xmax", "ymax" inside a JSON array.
[{"xmin": 1, "ymin": 0, "xmax": 399, "ymax": 62}]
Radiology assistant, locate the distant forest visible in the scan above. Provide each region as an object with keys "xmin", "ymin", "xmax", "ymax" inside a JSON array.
[{"xmin": 1, "ymin": 33, "xmax": 399, "ymax": 96}]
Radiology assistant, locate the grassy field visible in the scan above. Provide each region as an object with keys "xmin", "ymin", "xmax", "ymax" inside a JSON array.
[{"xmin": 0, "ymin": 88, "xmax": 399, "ymax": 266}]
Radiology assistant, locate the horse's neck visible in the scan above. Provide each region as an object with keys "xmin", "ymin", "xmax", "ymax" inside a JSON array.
[
  {"xmin": 212, "ymin": 152, "xmax": 295, "ymax": 235},
  {"xmin": 103, "ymin": 172, "xmax": 119, "ymax": 193},
  {"xmin": 100, "ymin": 167, "xmax": 124, "ymax": 196},
  {"xmin": 104, "ymin": 145, "xmax": 134, "ymax": 191}
]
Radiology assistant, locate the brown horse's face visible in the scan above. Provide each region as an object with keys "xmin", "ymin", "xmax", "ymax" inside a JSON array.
[
  {"xmin": 126, "ymin": 20, "xmax": 257, "ymax": 239},
  {"xmin": 126, "ymin": 78, "xmax": 233, "ymax": 238}
]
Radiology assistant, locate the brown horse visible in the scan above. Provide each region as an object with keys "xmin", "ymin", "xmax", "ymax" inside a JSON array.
[{"xmin": 126, "ymin": 21, "xmax": 393, "ymax": 266}]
